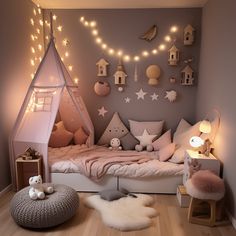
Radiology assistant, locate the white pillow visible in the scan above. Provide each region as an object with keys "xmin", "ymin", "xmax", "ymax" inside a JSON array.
[
  {"xmin": 168, "ymin": 147, "xmax": 186, "ymax": 164},
  {"xmin": 135, "ymin": 129, "xmax": 157, "ymax": 147},
  {"xmin": 173, "ymin": 119, "xmax": 191, "ymax": 141}
]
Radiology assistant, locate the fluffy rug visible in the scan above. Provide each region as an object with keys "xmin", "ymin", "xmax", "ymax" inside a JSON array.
[{"xmin": 85, "ymin": 194, "xmax": 157, "ymax": 231}]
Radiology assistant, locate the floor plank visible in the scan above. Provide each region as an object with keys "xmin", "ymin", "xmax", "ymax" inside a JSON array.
[{"xmin": 0, "ymin": 192, "xmax": 235, "ymax": 236}]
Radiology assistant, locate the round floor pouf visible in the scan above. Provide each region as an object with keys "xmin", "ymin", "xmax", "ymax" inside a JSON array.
[{"xmin": 10, "ymin": 184, "xmax": 79, "ymax": 229}]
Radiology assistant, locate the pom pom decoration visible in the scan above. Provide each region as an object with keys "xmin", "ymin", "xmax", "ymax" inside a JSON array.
[
  {"xmin": 146, "ymin": 144, "xmax": 154, "ymax": 152},
  {"xmin": 165, "ymin": 90, "xmax": 177, "ymax": 102},
  {"xmin": 135, "ymin": 144, "xmax": 143, "ymax": 152}
]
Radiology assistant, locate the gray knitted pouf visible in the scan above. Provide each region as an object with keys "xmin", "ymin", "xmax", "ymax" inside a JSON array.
[{"xmin": 10, "ymin": 184, "xmax": 79, "ymax": 229}]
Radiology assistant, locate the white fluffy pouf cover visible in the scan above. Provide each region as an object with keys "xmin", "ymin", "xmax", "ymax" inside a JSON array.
[{"xmin": 85, "ymin": 194, "xmax": 157, "ymax": 231}]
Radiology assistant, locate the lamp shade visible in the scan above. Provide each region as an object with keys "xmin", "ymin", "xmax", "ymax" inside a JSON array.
[
  {"xmin": 189, "ymin": 136, "xmax": 204, "ymax": 148},
  {"xmin": 199, "ymin": 120, "xmax": 211, "ymax": 134}
]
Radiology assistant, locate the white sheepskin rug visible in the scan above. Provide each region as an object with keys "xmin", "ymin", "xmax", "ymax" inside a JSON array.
[{"xmin": 85, "ymin": 194, "xmax": 157, "ymax": 231}]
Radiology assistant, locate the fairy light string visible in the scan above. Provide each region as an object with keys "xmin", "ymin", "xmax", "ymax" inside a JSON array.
[{"xmin": 80, "ymin": 16, "xmax": 178, "ymax": 62}]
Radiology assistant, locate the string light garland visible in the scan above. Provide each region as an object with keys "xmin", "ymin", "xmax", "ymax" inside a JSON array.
[{"xmin": 80, "ymin": 16, "xmax": 178, "ymax": 62}]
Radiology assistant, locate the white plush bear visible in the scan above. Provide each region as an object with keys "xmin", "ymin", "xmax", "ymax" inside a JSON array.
[
  {"xmin": 109, "ymin": 138, "xmax": 122, "ymax": 151},
  {"xmin": 29, "ymin": 175, "xmax": 54, "ymax": 200}
]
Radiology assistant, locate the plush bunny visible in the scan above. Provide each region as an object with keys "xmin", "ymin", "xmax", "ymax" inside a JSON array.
[
  {"xmin": 109, "ymin": 138, "xmax": 122, "ymax": 151},
  {"xmin": 29, "ymin": 175, "xmax": 53, "ymax": 200}
]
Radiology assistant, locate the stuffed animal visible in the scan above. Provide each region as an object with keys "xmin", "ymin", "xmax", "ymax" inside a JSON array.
[
  {"xmin": 109, "ymin": 138, "xmax": 122, "ymax": 150},
  {"xmin": 29, "ymin": 175, "xmax": 54, "ymax": 200}
]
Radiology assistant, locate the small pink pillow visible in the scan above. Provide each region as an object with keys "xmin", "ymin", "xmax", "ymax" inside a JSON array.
[
  {"xmin": 152, "ymin": 130, "xmax": 171, "ymax": 151},
  {"xmin": 49, "ymin": 122, "xmax": 73, "ymax": 148},
  {"xmin": 159, "ymin": 143, "xmax": 176, "ymax": 162},
  {"xmin": 74, "ymin": 127, "xmax": 88, "ymax": 145}
]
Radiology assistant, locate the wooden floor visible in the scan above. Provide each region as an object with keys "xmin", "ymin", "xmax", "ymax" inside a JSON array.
[{"xmin": 0, "ymin": 191, "xmax": 236, "ymax": 236}]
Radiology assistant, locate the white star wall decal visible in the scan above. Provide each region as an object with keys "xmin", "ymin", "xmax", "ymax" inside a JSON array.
[
  {"xmin": 98, "ymin": 106, "xmax": 108, "ymax": 117},
  {"xmin": 150, "ymin": 93, "xmax": 159, "ymax": 101},
  {"xmin": 124, "ymin": 97, "xmax": 131, "ymax": 103},
  {"xmin": 136, "ymin": 89, "xmax": 147, "ymax": 100}
]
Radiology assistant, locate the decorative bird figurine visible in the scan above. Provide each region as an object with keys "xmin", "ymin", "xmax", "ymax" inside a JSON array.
[{"xmin": 140, "ymin": 25, "xmax": 158, "ymax": 42}]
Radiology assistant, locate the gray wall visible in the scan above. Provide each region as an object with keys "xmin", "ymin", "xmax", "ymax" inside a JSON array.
[
  {"xmin": 0, "ymin": 0, "xmax": 39, "ymax": 191},
  {"xmin": 196, "ymin": 0, "xmax": 236, "ymax": 217},
  {"xmin": 44, "ymin": 9, "xmax": 202, "ymax": 141}
]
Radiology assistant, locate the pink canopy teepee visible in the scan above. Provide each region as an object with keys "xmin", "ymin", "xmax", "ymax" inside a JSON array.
[{"xmin": 9, "ymin": 37, "xmax": 94, "ymax": 189}]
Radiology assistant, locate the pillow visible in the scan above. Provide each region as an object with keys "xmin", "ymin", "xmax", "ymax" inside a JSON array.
[
  {"xmin": 200, "ymin": 117, "xmax": 220, "ymax": 143},
  {"xmin": 135, "ymin": 129, "xmax": 157, "ymax": 147},
  {"xmin": 49, "ymin": 122, "xmax": 73, "ymax": 148},
  {"xmin": 97, "ymin": 112, "xmax": 129, "ymax": 145},
  {"xmin": 159, "ymin": 143, "xmax": 176, "ymax": 162},
  {"xmin": 74, "ymin": 127, "xmax": 88, "ymax": 145},
  {"xmin": 152, "ymin": 130, "xmax": 171, "ymax": 151},
  {"xmin": 99, "ymin": 189, "xmax": 126, "ymax": 201},
  {"xmin": 120, "ymin": 132, "xmax": 139, "ymax": 150},
  {"xmin": 173, "ymin": 118, "xmax": 191, "ymax": 140},
  {"xmin": 168, "ymin": 146, "xmax": 186, "ymax": 164},
  {"xmin": 173, "ymin": 122, "xmax": 201, "ymax": 148},
  {"xmin": 129, "ymin": 119, "xmax": 164, "ymax": 138}
]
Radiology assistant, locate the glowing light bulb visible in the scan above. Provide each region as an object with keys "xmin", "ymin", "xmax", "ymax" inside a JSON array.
[
  {"xmin": 38, "ymin": 44, "xmax": 42, "ymax": 51},
  {"xmin": 65, "ymin": 51, "xmax": 69, "ymax": 57},
  {"xmin": 53, "ymin": 14, "xmax": 57, "ymax": 20},
  {"xmin": 90, "ymin": 21, "xmax": 96, "ymax": 27},
  {"xmin": 36, "ymin": 28, "xmax": 40, "ymax": 34},
  {"xmin": 57, "ymin": 25, "xmax": 62, "ymax": 32},
  {"xmin": 39, "ymin": 57, "xmax": 42, "ymax": 62},
  {"xmin": 92, "ymin": 29, "xmax": 98, "ymax": 36},
  {"xmin": 31, "ymin": 73, "xmax": 34, "ymax": 79},
  {"xmin": 39, "ymin": 19, "xmax": 43, "ymax": 26},
  {"xmin": 117, "ymin": 50, "xmax": 123, "ymax": 57},
  {"xmin": 152, "ymin": 49, "xmax": 158, "ymax": 54},
  {"xmin": 74, "ymin": 78, "xmax": 79, "ymax": 84},
  {"xmin": 33, "ymin": 9, "xmax": 37, "ymax": 16},
  {"xmin": 30, "ymin": 59, "xmax": 35, "ymax": 66},
  {"xmin": 31, "ymin": 34, "xmax": 35, "ymax": 41},
  {"xmin": 164, "ymin": 35, "xmax": 171, "ymax": 42},
  {"xmin": 109, "ymin": 48, "xmax": 114, "ymax": 55},
  {"xmin": 80, "ymin": 16, "xmax": 85, "ymax": 22},
  {"xmin": 61, "ymin": 57, "xmax": 64, "ymax": 61},
  {"xmin": 62, "ymin": 38, "xmax": 69, "ymax": 46},
  {"xmin": 159, "ymin": 44, "xmax": 166, "ymax": 50},
  {"xmin": 142, "ymin": 51, "xmax": 149, "ymax": 57},
  {"xmin": 31, "ymin": 47, "xmax": 35, "ymax": 54},
  {"xmin": 84, "ymin": 21, "xmax": 89, "ymax": 27},
  {"xmin": 134, "ymin": 56, "xmax": 140, "ymax": 61},
  {"xmin": 30, "ymin": 18, "xmax": 34, "ymax": 26},
  {"xmin": 124, "ymin": 55, "xmax": 130, "ymax": 62},
  {"xmin": 45, "ymin": 36, "xmax": 49, "ymax": 40},
  {"xmin": 68, "ymin": 65, "xmax": 73, "ymax": 71},
  {"xmin": 170, "ymin": 26, "xmax": 178, "ymax": 33},
  {"xmin": 102, "ymin": 44, "xmax": 107, "ymax": 49},
  {"xmin": 38, "ymin": 8, "xmax": 41, "ymax": 14},
  {"xmin": 96, "ymin": 37, "xmax": 102, "ymax": 44}
]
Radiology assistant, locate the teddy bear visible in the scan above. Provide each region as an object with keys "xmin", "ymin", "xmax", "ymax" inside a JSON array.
[
  {"xmin": 109, "ymin": 138, "xmax": 122, "ymax": 151},
  {"xmin": 29, "ymin": 175, "xmax": 54, "ymax": 200}
]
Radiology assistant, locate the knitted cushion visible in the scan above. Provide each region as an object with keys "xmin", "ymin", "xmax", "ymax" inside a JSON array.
[{"xmin": 10, "ymin": 184, "xmax": 79, "ymax": 229}]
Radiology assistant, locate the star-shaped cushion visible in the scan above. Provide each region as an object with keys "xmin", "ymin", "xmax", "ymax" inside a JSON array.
[{"xmin": 135, "ymin": 129, "xmax": 157, "ymax": 147}]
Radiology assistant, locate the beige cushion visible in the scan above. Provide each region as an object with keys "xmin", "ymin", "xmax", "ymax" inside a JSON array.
[
  {"xmin": 159, "ymin": 143, "xmax": 176, "ymax": 162},
  {"xmin": 74, "ymin": 127, "xmax": 88, "ymax": 145},
  {"xmin": 152, "ymin": 130, "xmax": 171, "ymax": 151},
  {"xmin": 97, "ymin": 112, "xmax": 129, "ymax": 145},
  {"xmin": 129, "ymin": 119, "xmax": 164, "ymax": 137},
  {"xmin": 173, "ymin": 119, "xmax": 191, "ymax": 140},
  {"xmin": 168, "ymin": 146, "xmax": 186, "ymax": 164}
]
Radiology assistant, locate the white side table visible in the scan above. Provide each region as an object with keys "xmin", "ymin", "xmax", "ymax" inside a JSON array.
[{"xmin": 183, "ymin": 150, "xmax": 221, "ymax": 186}]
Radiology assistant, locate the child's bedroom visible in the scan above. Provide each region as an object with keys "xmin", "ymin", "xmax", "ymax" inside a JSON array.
[{"xmin": 0, "ymin": 0, "xmax": 235, "ymax": 235}]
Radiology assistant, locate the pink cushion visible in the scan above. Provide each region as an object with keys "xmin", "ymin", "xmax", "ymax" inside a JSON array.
[
  {"xmin": 152, "ymin": 130, "xmax": 171, "ymax": 151},
  {"xmin": 74, "ymin": 127, "xmax": 88, "ymax": 145},
  {"xmin": 191, "ymin": 170, "xmax": 225, "ymax": 194},
  {"xmin": 49, "ymin": 122, "xmax": 73, "ymax": 148},
  {"xmin": 159, "ymin": 143, "xmax": 176, "ymax": 162}
]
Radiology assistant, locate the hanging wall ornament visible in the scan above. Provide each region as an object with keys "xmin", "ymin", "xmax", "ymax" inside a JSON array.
[
  {"xmin": 146, "ymin": 65, "xmax": 161, "ymax": 86},
  {"xmin": 165, "ymin": 90, "xmax": 177, "ymax": 102},
  {"xmin": 94, "ymin": 81, "xmax": 111, "ymax": 96},
  {"xmin": 168, "ymin": 45, "xmax": 180, "ymax": 66},
  {"xmin": 134, "ymin": 64, "xmax": 138, "ymax": 82},
  {"xmin": 181, "ymin": 65, "xmax": 194, "ymax": 86},
  {"xmin": 96, "ymin": 58, "xmax": 109, "ymax": 76},
  {"xmin": 136, "ymin": 88, "xmax": 147, "ymax": 100},
  {"xmin": 113, "ymin": 59, "xmax": 127, "ymax": 92},
  {"xmin": 169, "ymin": 76, "xmax": 176, "ymax": 83},
  {"xmin": 98, "ymin": 106, "xmax": 108, "ymax": 117},
  {"xmin": 184, "ymin": 24, "xmax": 195, "ymax": 45},
  {"xmin": 139, "ymin": 25, "xmax": 158, "ymax": 42}
]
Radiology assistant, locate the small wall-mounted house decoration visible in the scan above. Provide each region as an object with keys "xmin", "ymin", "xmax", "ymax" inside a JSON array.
[
  {"xmin": 168, "ymin": 45, "xmax": 180, "ymax": 66},
  {"xmin": 96, "ymin": 58, "xmax": 109, "ymax": 77},
  {"xmin": 113, "ymin": 59, "xmax": 127, "ymax": 88},
  {"xmin": 184, "ymin": 24, "xmax": 195, "ymax": 45},
  {"xmin": 181, "ymin": 65, "xmax": 194, "ymax": 85},
  {"xmin": 169, "ymin": 76, "xmax": 176, "ymax": 83}
]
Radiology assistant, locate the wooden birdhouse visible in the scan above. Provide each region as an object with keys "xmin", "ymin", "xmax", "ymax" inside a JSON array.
[
  {"xmin": 96, "ymin": 58, "xmax": 109, "ymax": 76},
  {"xmin": 168, "ymin": 45, "xmax": 180, "ymax": 66},
  {"xmin": 113, "ymin": 60, "xmax": 127, "ymax": 86},
  {"xmin": 181, "ymin": 65, "xmax": 194, "ymax": 85},
  {"xmin": 184, "ymin": 24, "xmax": 195, "ymax": 45}
]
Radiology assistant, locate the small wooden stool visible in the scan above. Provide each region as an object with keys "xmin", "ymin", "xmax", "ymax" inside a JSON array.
[{"xmin": 185, "ymin": 170, "xmax": 225, "ymax": 227}]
